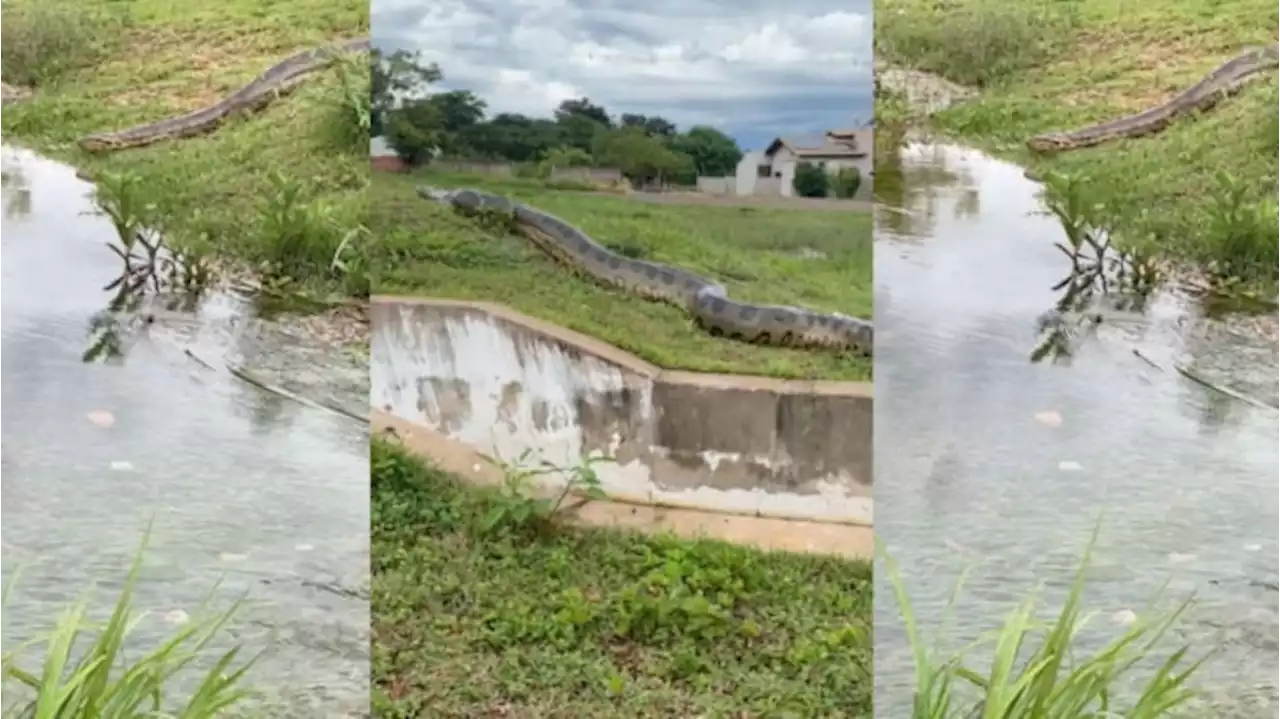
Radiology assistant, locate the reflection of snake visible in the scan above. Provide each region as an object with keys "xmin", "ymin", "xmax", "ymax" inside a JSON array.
[
  {"xmin": 418, "ymin": 186, "xmax": 875, "ymax": 354},
  {"xmin": 78, "ymin": 38, "xmax": 371, "ymax": 153},
  {"xmin": 1027, "ymin": 44, "xmax": 1279, "ymax": 153}
]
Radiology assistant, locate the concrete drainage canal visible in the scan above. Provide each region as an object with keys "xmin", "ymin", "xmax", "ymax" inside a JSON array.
[
  {"xmin": 875, "ymin": 141, "xmax": 1278, "ymax": 718},
  {"xmin": 369, "ymin": 296, "xmax": 874, "ymax": 535},
  {"xmin": 1, "ymin": 147, "xmax": 371, "ymax": 717}
]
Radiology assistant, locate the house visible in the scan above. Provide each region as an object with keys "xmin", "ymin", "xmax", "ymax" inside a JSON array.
[{"xmin": 731, "ymin": 128, "xmax": 873, "ymax": 198}]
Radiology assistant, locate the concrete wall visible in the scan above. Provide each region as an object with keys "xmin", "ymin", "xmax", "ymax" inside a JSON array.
[
  {"xmin": 371, "ymin": 297, "xmax": 873, "ymax": 525},
  {"xmin": 431, "ymin": 161, "xmax": 623, "ymax": 185},
  {"xmin": 696, "ymin": 176, "xmax": 734, "ymax": 195}
]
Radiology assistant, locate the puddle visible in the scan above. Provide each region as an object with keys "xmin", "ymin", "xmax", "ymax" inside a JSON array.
[
  {"xmin": 1, "ymin": 147, "xmax": 370, "ymax": 717},
  {"xmin": 874, "ymin": 143, "xmax": 1278, "ymax": 716}
]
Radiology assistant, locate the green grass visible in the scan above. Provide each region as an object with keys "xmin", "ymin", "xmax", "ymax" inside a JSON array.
[
  {"xmin": 0, "ymin": 0, "xmax": 371, "ymax": 297},
  {"xmin": 2, "ymin": 532, "xmax": 257, "ymax": 718},
  {"xmin": 370, "ymin": 439, "xmax": 874, "ymax": 717},
  {"xmin": 370, "ymin": 170, "xmax": 874, "ymax": 380},
  {"xmin": 877, "ymin": 0, "xmax": 1280, "ymax": 289},
  {"xmin": 884, "ymin": 525, "xmax": 1212, "ymax": 717}
]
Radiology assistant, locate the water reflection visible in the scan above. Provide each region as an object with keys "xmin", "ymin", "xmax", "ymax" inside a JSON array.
[
  {"xmin": 1, "ymin": 146, "xmax": 371, "ymax": 717},
  {"xmin": 874, "ymin": 143, "xmax": 1279, "ymax": 717}
]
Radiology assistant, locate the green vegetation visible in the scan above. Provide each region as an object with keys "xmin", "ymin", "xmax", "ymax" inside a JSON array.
[
  {"xmin": 0, "ymin": 0, "xmax": 371, "ymax": 298},
  {"xmin": 370, "ymin": 440, "xmax": 873, "ymax": 717},
  {"xmin": 884, "ymin": 527, "xmax": 1212, "ymax": 717},
  {"xmin": 2, "ymin": 535, "xmax": 256, "ymax": 718},
  {"xmin": 877, "ymin": 0, "xmax": 1280, "ymax": 294},
  {"xmin": 794, "ymin": 161, "xmax": 832, "ymax": 198},
  {"xmin": 371, "ymin": 169, "xmax": 873, "ymax": 380},
  {"xmin": 373, "ymin": 52, "xmax": 743, "ymax": 186}
]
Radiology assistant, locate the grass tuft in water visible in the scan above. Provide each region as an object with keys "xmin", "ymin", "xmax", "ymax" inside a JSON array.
[
  {"xmin": 1, "ymin": 530, "xmax": 258, "ymax": 718},
  {"xmin": 882, "ymin": 524, "xmax": 1213, "ymax": 718}
]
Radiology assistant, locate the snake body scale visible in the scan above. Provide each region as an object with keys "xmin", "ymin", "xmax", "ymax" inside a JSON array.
[
  {"xmin": 78, "ymin": 37, "xmax": 372, "ymax": 153},
  {"xmin": 418, "ymin": 186, "xmax": 875, "ymax": 355},
  {"xmin": 1027, "ymin": 44, "xmax": 1279, "ymax": 153}
]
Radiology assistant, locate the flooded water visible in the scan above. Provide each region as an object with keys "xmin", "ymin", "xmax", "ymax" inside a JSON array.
[
  {"xmin": 1, "ymin": 147, "xmax": 370, "ymax": 717},
  {"xmin": 874, "ymin": 143, "xmax": 1279, "ymax": 717}
]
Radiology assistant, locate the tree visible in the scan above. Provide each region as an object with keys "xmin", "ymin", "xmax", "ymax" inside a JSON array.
[
  {"xmin": 620, "ymin": 113, "xmax": 677, "ymax": 138},
  {"xmin": 555, "ymin": 98, "xmax": 612, "ymax": 127},
  {"xmin": 430, "ymin": 90, "xmax": 486, "ymax": 132},
  {"xmin": 371, "ymin": 49, "xmax": 441, "ymax": 137},
  {"xmin": 832, "ymin": 167, "xmax": 863, "ymax": 199},
  {"xmin": 384, "ymin": 99, "xmax": 443, "ymax": 166},
  {"xmin": 792, "ymin": 162, "xmax": 830, "ymax": 198},
  {"xmin": 670, "ymin": 126, "xmax": 742, "ymax": 177},
  {"xmin": 457, "ymin": 114, "xmax": 564, "ymax": 162},
  {"xmin": 428, "ymin": 90, "xmax": 487, "ymax": 154},
  {"xmin": 594, "ymin": 126, "xmax": 689, "ymax": 187},
  {"xmin": 555, "ymin": 98, "xmax": 612, "ymax": 152}
]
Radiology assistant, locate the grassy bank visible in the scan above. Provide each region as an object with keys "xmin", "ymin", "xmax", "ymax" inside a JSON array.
[
  {"xmin": 370, "ymin": 440, "xmax": 873, "ymax": 717},
  {"xmin": 0, "ymin": 0, "xmax": 370, "ymax": 297},
  {"xmin": 370, "ymin": 170, "xmax": 874, "ymax": 380},
  {"xmin": 877, "ymin": 0, "xmax": 1279, "ymax": 289}
]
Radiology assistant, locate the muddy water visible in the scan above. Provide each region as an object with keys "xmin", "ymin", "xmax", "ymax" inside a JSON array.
[
  {"xmin": 1, "ymin": 148, "xmax": 370, "ymax": 717},
  {"xmin": 874, "ymin": 143, "xmax": 1279, "ymax": 717}
]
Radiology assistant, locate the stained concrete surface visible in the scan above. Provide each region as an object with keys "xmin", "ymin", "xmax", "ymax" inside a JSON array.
[{"xmin": 370, "ymin": 296, "xmax": 873, "ymax": 525}]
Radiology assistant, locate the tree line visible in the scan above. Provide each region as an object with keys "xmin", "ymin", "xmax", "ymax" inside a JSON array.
[{"xmin": 372, "ymin": 49, "xmax": 744, "ymax": 186}]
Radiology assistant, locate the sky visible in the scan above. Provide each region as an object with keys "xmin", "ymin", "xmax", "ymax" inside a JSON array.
[{"xmin": 371, "ymin": 0, "xmax": 873, "ymax": 152}]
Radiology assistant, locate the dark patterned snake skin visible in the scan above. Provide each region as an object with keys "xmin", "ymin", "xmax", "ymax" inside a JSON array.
[
  {"xmin": 1027, "ymin": 44, "xmax": 1279, "ymax": 153},
  {"xmin": 78, "ymin": 38, "xmax": 371, "ymax": 152},
  {"xmin": 418, "ymin": 186, "xmax": 875, "ymax": 355}
]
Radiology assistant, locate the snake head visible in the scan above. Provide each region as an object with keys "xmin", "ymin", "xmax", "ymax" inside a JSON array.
[
  {"xmin": 78, "ymin": 135, "xmax": 118, "ymax": 153},
  {"xmin": 1026, "ymin": 134, "xmax": 1070, "ymax": 153}
]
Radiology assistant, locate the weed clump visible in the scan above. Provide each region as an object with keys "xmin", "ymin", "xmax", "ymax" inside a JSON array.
[
  {"xmin": 0, "ymin": 2, "xmax": 128, "ymax": 88},
  {"xmin": 876, "ymin": 0, "xmax": 1077, "ymax": 87}
]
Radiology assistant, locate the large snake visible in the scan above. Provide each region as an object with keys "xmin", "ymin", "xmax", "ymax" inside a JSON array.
[
  {"xmin": 1027, "ymin": 44, "xmax": 1279, "ymax": 153},
  {"xmin": 77, "ymin": 38, "xmax": 371, "ymax": 153},
  {"xmin": 417, "ymin": 186, "xmax": 875, "ymax": 355}
]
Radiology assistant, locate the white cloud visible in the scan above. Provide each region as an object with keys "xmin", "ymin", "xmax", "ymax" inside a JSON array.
[{"xmin": 372, "ymin": 0, "xmax": 873, "ymax": 150}]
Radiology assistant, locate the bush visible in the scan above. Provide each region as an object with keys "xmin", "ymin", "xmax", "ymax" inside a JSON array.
[
  {"xmin": 0, "ymin": 2, "xmax": 128, "ymax": 87},
  {"xmin": 792, "ymin": 161, "xmax": 830, "ymax": 198},
  {"xmin": 322, "ymin": 51, "xmax": 372, "ymax": 154},
  {"xmin": 876, "ymin": 0, "xmax": 1077, "ymax": 87},
  {"xmin": 832, "ymin": 167, "xmax": 863, "ymax": 199}
]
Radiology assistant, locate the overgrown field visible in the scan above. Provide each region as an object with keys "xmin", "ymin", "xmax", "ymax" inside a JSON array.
[
  {"xmin": 877, "ymin": 0, "xmax": 1279, "ymax": 289},
  {"xmin": 370, "ymin": 170, "xmax": 874, "ymax": 380},
  {"xmin": 370, "ymin": 440, "xmax": 874, "ymax": 717},
  {"xmin": 1, "ymin": 0, "xmax": 371, "ymax": 297}
]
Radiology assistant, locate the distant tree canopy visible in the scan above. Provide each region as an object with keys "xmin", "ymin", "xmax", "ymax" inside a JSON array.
[{"xmin": 376, "ymin": 63, "xmax": 745, "ymax": 184}]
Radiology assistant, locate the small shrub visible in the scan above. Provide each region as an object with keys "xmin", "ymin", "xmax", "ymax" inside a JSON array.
[
  {"xmin": 883, "ymin": 523, "xmax": 1212, "ymax": 717},
  {"xmin": 1260, "ymin": 88, "xmax": 1279, "ymax": 160},
  {"xmin": 254, "ymin": 172, "xmax": 346, "ymax": 283},
  {"xmin": 1, "ymin": 531, "xmax": 257, "ymax": 717},
  {"xmin": 1199, "ymin": 171, "xmax": 1280, "ymax": 285},
  {"xmin": 0, "ymin": 2, "xmax": 129, "ymax": 88},
  {"xmin": 793, "ymin": 161, "xmax": 830, "ymax": 198},
  {"xmin": 322, "ymin": 51, "xmax": 371, "ymax": 154},
  {"xmin": 876, "ymin": 0, "xmax": 1077, "ymax": 87},
  {"xmin": 832, "ymin": 167, "xmax": 863, "ymax": 199},
  {"xmin": 477, "ymin": 450, "xmax": 609, "ymax": 538}
]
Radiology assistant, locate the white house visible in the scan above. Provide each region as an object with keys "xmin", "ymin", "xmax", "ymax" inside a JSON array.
[{"xmin": 731, "ymin": 128, "xmax": 874, "ymax": 198}]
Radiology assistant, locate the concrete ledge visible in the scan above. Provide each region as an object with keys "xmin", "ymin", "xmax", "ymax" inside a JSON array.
[
  {"xmin": 374, "ymin": 411, "xmax": 873, "ymax": 559},
  {"xmin": 371, "ymin": 295, "xmax": 873, "ymax": 526}
]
